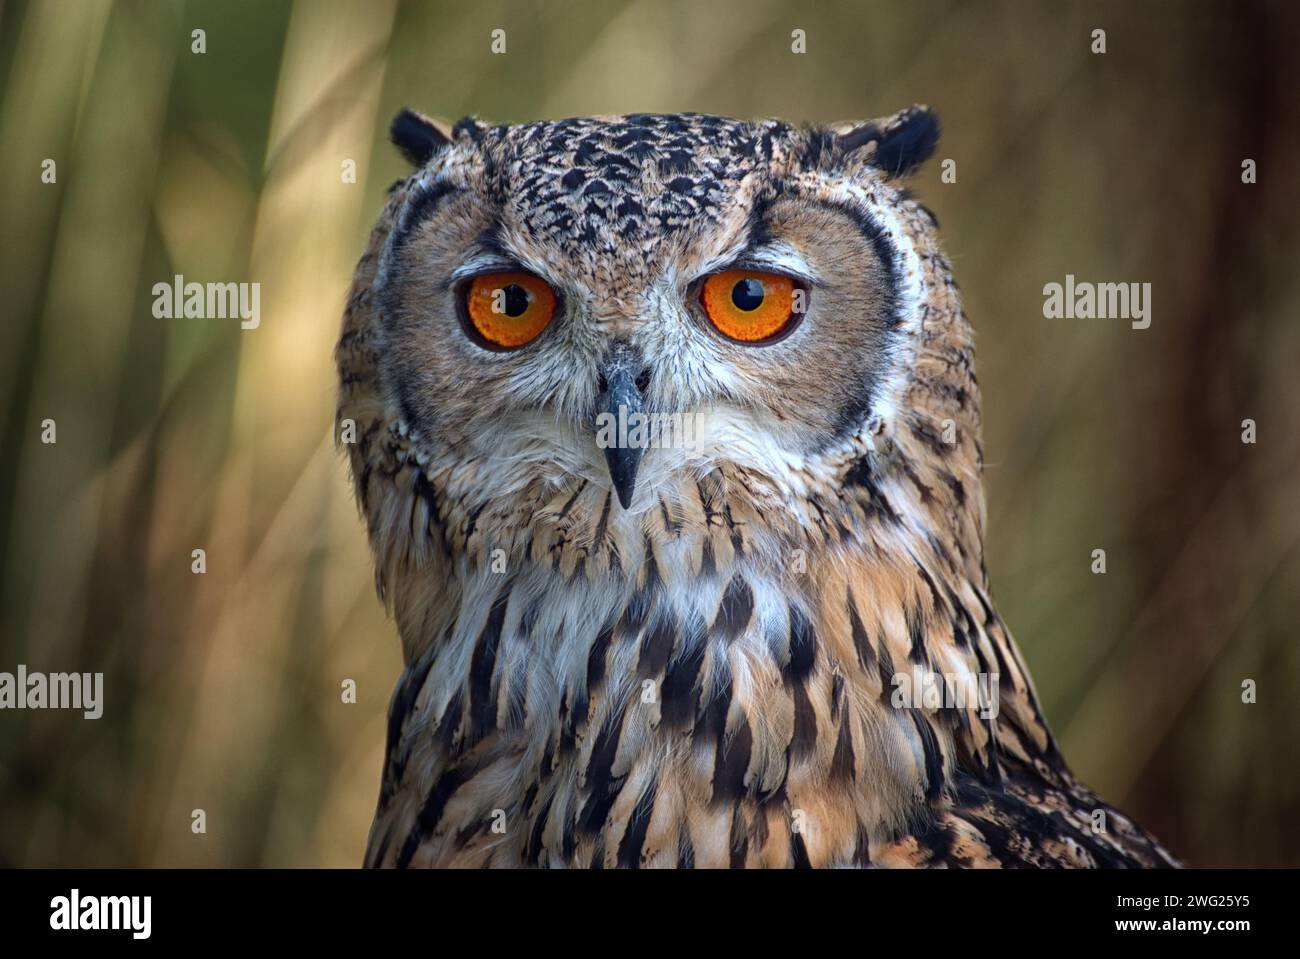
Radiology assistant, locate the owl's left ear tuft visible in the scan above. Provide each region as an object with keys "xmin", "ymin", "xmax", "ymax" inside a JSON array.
[
  {"xmin": 390, "ymin": 108, "xmax": 453, "ymax": 167},
  {"xmin": 839, "ymin": 106, "xmax": 940, "ymax": 178}
]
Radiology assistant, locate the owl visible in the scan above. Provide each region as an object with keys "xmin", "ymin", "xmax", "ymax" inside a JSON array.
[{"xmin": 335, "ymin": 106, "xmax": 1180, "ymax": 868}]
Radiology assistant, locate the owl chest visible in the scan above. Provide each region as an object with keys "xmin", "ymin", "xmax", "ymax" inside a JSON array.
[{"xmin": 395, "ymin": 561, "xmax": 921, "ymax": 867}]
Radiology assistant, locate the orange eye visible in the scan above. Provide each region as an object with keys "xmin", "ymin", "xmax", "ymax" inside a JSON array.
[
  {"xmin": 699, "ymin": 270, "xmax": 802, "ymax": 343},
  {"xmin": 461, "ymin": 271, "xmax": 557, "ymax": 349}
]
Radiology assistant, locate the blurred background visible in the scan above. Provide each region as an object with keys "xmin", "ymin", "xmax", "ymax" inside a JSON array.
[{"xmin": 0, "ymin": 0, "xmax": 1296, "ymax": 867}]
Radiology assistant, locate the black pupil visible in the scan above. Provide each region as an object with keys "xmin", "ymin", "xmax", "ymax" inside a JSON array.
[
  {"xmin": 501, "ymin": 284, "xmax": 530, "ymax": 317},
  {"xmin": 731, "ymin": 277, "xmax": 765, "ymax": 311}
]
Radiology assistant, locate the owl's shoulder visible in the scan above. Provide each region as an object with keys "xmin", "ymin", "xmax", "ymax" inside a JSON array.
[{"xmin": 874, "ymin": 763, "xmax": 1181, "ymax": 868}]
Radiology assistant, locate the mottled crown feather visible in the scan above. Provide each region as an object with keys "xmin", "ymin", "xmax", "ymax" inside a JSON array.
[{"xmin": 390, "ymin": 106, "xmax": 940, "ymax": 178}]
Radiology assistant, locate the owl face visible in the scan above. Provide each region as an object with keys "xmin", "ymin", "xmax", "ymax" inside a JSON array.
[{"xmin": 373, "ymin": 110, "xmax": 940, "ymax": 515}]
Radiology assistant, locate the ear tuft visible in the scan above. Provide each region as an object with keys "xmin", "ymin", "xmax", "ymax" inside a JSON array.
[
  {"xmin": 839, "ymin": 106, "xmax": 940, "ymax": 178},
  {"xmin": 390, "ymin": 108, "xmax": 452, "ymax": 167}
]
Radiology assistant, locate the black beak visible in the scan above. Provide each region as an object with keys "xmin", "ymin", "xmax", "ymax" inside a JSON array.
[{"xmin": 595, "ymin": 364, "xmax": 645, "ymax": 510}]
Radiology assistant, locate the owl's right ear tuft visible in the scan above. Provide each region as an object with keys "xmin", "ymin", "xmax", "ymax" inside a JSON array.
[
  {"xmin": 390, "ymin": 108, "xmax": 453, "ymax": 167},
  {"xmin": 838, "ymin": 106, "xmax": 940, "ymax": 178}
]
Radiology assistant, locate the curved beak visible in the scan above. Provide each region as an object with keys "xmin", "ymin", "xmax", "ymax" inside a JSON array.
[{"xmin": 594, "ymin": 364, "xmax": 645, "ymax": 510}]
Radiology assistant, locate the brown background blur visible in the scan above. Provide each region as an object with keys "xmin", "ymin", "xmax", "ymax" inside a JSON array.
[{"xmin": 1, "ymin": 0, "xmax": 1296, "ymax": 867}]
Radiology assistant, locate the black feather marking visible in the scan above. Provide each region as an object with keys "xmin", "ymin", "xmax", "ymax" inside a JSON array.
[
  {"xmin": 616, "ymin": 779, "xmax": 658, "ymax": 868},
  {"xmin": 586, "ymin": 619, "xmax": 615, "ymax": 692},
  {"xmin": 946, "ymin": 473, "xmax": 966, "ymax": 506},
  {"xmin": 843, "ymin": 455, "xmax": 901, "ymax": 524},
  {"xmin": 974, "ymin": 587, "xmax": 997, "ymax": 627},
  {"xmin": 660, "ymin": 638, "xmax": 706, "ymax": 729},
  {"xmin": 910, "ymin": 417, "xmax": 953, "ymax": 456},
  {"xmin": 714, "ymin": 575, "xmax": 754, "ymax": 641},
  {"xmin": 622, "ymin": 583, "xmax": 654, "ymax": 636},
  {"xmin": 559, "ymin": 687, "xmax": 581, "ymax": 756},
  {"xmin": 638, "ymin": 612, "xmax": 676, "ymax": 678},
  {"xmin": 877, "ymin": 639, "xmax": 898, "ymax": 704},
  {"xmin": 729, "ymin": 807, "xmax": 750, "ymax": 868},
  {"xmin": 678, "ymin": 829, "xmax": 695, "ymax": 869},
  {"xmin": 521, "ymin": 783, "xmax": 539, "ymax": 818},
  {"xmin": 467, "ymin": 586, "xmax": 509, "ymax": 741},
  {"xmin": 695, "ymin": 672, "xmax": 732, "ymax": 746},
  {"xmin": 830, "ymin": 714, "xmax": 856, "ymax": 783},
  {"xmin": 556, "ymin": 479, "xmax": 588, "ymax": 520},
  {"xmin": 906, "ymin": 600, "xmax": 928, "ymax": 665},
  {"xmin": 785, "ymin": 605, "xmax": 817, "ymax": 681},
  {"xmin": 791, "ymin": 830, "xmax": 813, "ymax": 869},
  {"xmin": 853, "ymin": 828, "xmax": 872, "ymax": 866},
  {"xmin": 848, "ymin": 593, "xmax": 877, "ymax": 677},
  {"xmin": 712, "ymin": 715, "xmax": 752, "ymax": 803},
  {"xmin": 910, "ymin": 711, "xmax": 946, "ymax": 801},
  {"xmin": 917, "ymin": 564, "xmax": 944, "ymax": 613},
  {"xmin": 391, "ymin": 179, "xmax": 461, "ymax": 261},
  {"xmin": 525, "ymin": 793, "xmax": 554, "ymax": 864},
  {"xmin": 790, "ymin": 681, "xmax": 817, "ymax": 761},
  {"xmin": 699, "ymin": 537, "xmax": 717, "ymax": 577},
  {"xmin": 561, "ymin": 811, "xmax": 576, "ymax": 861},
  {"xmin": 461, "ymin": 503, "xmax": 486, "ymax": 548},
  {"xmin": 437, "ymin": 690, "xmax": 463, "ymax": 756},
  {"xmin": 580, "ymin": 716, "xmax": 625, "ymax": 835},
  {"xmin": 395, "ymin": 765, "xmax": 472, "ymax": 868},
  {"xmin": 382, "ymin": 654, "xmax": 435, "ymax": 800}
]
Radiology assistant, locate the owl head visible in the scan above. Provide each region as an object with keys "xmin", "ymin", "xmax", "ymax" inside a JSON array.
[{"xmin": 342, "ymin": 106, "xmax": 982, "ymax": 595}]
